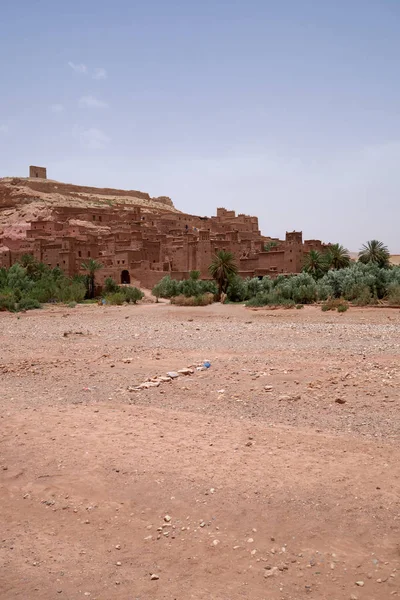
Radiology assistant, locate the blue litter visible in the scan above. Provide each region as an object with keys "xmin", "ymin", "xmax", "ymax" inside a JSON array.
[{"xmin": 203, "ymin": 361, "xmax": 211, "ymax": 368}]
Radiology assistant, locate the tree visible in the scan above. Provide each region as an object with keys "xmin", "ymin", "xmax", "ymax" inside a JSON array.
[
  {"xmin": 19, "ymin": 254, "xmax": 49, "ymax": 280},
  {"xmin": 324, "ymin": 244, "xmax": 351, "ymax": 270},
  {"xmin": 264, "ymin": 241, "xmax": 278, "ymax": 252},
  {"xmin": 208, "ymin": 251, "xmax": 238, "ymax": 299},
  {"xmin": 81, "ymin": 259, "xmax": 103, "ymax": 298},
  {"xmin": 358, "ymin": 240, "xmax": 390, "ymax": 269},
  {"xmin": 303, "ymin": 250, "xmax": 326, "ymax": 279},
  {"xmin": 104, "ymin": 277, "xmax": 119, "ymax": 294}
]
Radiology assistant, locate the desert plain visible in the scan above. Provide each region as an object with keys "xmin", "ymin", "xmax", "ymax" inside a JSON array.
[{"xmin": 1, "ymin": 303, "xmax": 399, "ymax": 599}]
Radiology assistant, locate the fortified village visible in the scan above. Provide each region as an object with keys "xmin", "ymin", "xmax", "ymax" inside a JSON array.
[{"xmin": 0, "ymin": 166, "xmax": 328, "ymax": 288}]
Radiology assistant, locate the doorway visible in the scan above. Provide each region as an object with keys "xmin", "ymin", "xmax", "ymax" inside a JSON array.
[{"xmin": 121, "ymin": 270, "xmax": 131, "ymax": 284}]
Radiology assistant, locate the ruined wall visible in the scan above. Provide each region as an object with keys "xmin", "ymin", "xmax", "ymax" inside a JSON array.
[{"xmin": 29, "ymin": 166, "xmax": 47, "ymax": 179}]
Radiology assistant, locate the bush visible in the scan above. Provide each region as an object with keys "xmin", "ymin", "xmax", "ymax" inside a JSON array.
[
  {"xmin": 337, "ymin": 303, "xmax": 349, "ymax": 313},
  {"xmin": 104, "ymin": 277, "xmax": 120, "ymax": 294},
  {"xmin": 296, "ymin": 304, "xmax": 304, "ymax": 309},
  {"xmin": 387, "ymin": 284, "xmax": 400, "ymax": 305},
  {"xmin": 317, "ymin": 263, "xmax": 399, "ymax": 302},
  {"xmin": 105, "ymin": 292, "xmax": 126, "ymax": 305},
  {"xmin": 5, "ymin": 264, "xmax": 33, "ymax": 302},
  {"xmin": 30, "ymin": 278, "xmax": 59, "ymax": 302},
  {"xmin": 152, "ymin": 275, "xmax": 217, "ymax": 300},
  {"xmin": 123, "ymin": 287, "xmax": 144, "ymax": 304},
  {"xmin": 351, "ymin": 285, "xmax": 374, "ymax": 306},
  {"xmin": 226, "ymin": 275, "xmax": 247, "ymax": 302},
  {"xmin": 0, "ymin": 291, "xmax": 16, "ymax": 312},
  {"xmin": 246, "ymin": 292, "xmax": 295, "ymax": 308},
  {"xmin": 321, "ymin": 298, "xmax": 349, "ymax": 312},
  {"xmin": 55, "ymin": 280, "xmax": 86, "ymax": 303},
  {"xmin": 17, "ymin": 297, "xmax": 41, "ymax": 311},
  {"xmin": 245, "ymin": 277, "xmax": 262, "ymax": 299},
  {"xmin": 68, "ymin": 301, "xmax": 77, "ymax": 308},
  {"xmin": 152, "ymin": 275, "xmax": 181, "ymax": 299},
  {"xmin": 170, "ymin": 293, "xmax": 214, "ymax": 306},
  {"xmin": 0, "ymin": 256, "xmax": 92, "ymax": 311}
]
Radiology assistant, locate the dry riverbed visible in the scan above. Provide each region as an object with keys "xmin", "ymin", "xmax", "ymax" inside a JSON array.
[{"xmin": 1, "ymin": 303, "xmax": 399, "ymax": 599}]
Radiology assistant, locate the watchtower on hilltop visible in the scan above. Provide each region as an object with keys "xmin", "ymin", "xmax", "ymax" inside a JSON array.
[{"xmin": 29, "ymin": 165, "xmax": 47, "ymax": 179}]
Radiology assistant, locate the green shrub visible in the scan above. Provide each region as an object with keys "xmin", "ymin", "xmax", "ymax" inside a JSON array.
[
  {"xmin": 264, "ymin": 241, "xmax": 278, "ymax": 252},
  {"xmin": 322, "ymin": 298, "xmax": 349, "ymax": 312},
  {"xmin": 245, "ymin": 277, "xmax": 262, "ymax": 299},
  {"xmin": 68, "ymin": 282, "xmax": 87, "ymax": 303},
  {"xmin": 296, "ymin": 304, "xmax": 304, "ymax": 309},
  {"xmin": 152, "ymin": 275, "xmax": 180, "ymax": 299},
  {"xmin": 0, "ymin": 291, "xmax": 16, "ymax": 312},
  {"xmin": 316, "ymin": 280, "xmax": 334, "ymax": 301},
  {"xmin": 105, "ymin": 292, "xmax": 126, "ymax": 305},
  {"xmin": 104, "ymin": 277, "xmax": 120, "ymax": 294},
  {"xmin": 68, "ymin": 301, "xmax": 77, "ymax": 308},
  {"xmin": 30, "ymin": 282, "xmax": 57, "ymax": 302},
  {"xmin": 7, "ymin": 264, "xmax": 33, "ymax": 299},
  {"xmin": 226, "ymin": 275, "xmax": 247, "ymax": 302},
  {"xmin": 123, "ymin": 287, "xmax": 144, "ymax": 304},
  {"xmin": 246, "ymin": 292, "xmax": 295, "ymax": 308},
  {"xmin": 152, "ymin": 275, "xmax": 217, "ymax": 299},
  {"xmin": 17, "ymin": 297, "xmax": 41, "ymax": 311},
  {"xmin": 55, "ymin": 280, "xmax": 86, "ymax": 303},
  {"xmin": 287, "ymin": 273, "xmax": 318, "ymax": 304},
  {"xmin": 281, "ymin": 299, "xmax": 296, "ymax": 308},
  {"xmin": 351, "ymin": 285, "xmax": 373, "ymax": 306},
  {"xmin": 260, "ymin": 276, "xmax": 274, "ymax": 294},
  {"xmin": 170, "ymin": 293, "xmax": 214, "ymax": 306},
  {"xmin": 387, "ymin": 284, "xmax": 400, "ymax": 305}
]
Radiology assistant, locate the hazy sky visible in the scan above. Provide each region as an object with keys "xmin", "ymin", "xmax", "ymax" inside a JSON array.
[{"xmin": 1, "ymin": 0, "xmax": 399, "ymax": 251}]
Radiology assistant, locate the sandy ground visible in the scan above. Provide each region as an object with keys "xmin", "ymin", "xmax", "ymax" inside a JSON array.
[{"xmin": 1, "ymin": 303, "xmax": 400, "ymax": 600}]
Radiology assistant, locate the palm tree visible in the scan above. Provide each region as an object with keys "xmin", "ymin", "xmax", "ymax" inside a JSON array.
[
  {"xmin": 19, "ymin": 254, "xmax": 49, "ymax": 280},
  {"xmin": 324, "ymin": 243, "xmax": 351, "ymax": 270},
  {"xmin": 81, "ymin": 259, "xmax": 103, "ymax": 298},
  {"xmin": 358, "ymin": 240, "xmax": 390, "ymax": 269},
  {"xmin": 189, "ymin": 270, "xmax": 201, "ymax": 281},
  {"xmin": 208, "ymin": 250, "xmax": 238, "ymax": 299},
  {"xmin": 303, "ymin": 250, "xmax": 326, "ymax": 279}
]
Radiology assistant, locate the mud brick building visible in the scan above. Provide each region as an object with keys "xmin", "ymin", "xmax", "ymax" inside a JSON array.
[{"xmin": 0, "ymin": 168, "xmax": 328, "ymax": 288}]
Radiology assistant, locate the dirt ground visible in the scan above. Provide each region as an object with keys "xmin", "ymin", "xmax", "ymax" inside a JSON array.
[{"xmin": 1, "ymin": 303, "xmax": 399, "ymax": 600}]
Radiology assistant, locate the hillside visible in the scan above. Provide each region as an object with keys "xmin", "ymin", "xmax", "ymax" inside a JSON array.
[{"xmin": 0, "ymin": 176, "xmax": 179, "ymax": 239}]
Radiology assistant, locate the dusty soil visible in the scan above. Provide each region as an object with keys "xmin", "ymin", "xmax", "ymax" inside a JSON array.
[{"xmin": 1, "ymin": 303, "xmax": 399, "ymax": 600}]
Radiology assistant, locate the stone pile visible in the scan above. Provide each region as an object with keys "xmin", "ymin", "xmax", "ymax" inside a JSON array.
[{"xmin": 127, "ymin": 362, "xmax": 211, "ymax": 392}]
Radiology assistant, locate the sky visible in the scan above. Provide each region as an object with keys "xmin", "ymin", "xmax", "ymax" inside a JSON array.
[{"xmin": 0, "ymin": 0, "xmax": 399, "ymax": 252}]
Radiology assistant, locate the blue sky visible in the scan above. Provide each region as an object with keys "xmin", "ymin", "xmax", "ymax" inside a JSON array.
[{"xmin": 1, "ymin": 0, "xmax": 399, "ymax": 251}]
